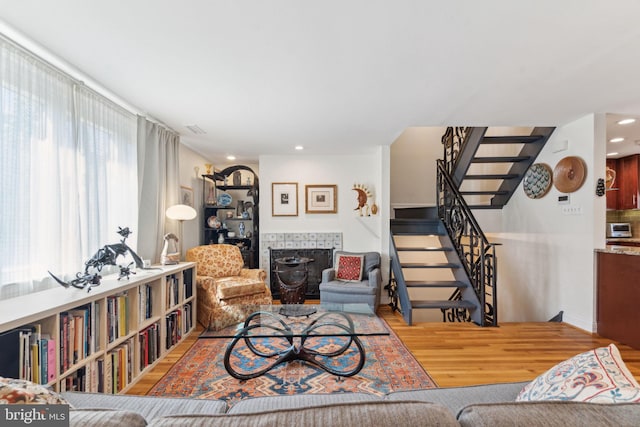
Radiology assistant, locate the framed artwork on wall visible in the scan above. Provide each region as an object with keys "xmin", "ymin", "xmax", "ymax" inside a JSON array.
[
  {"xmin": 272, "ymin": 182, "xmax": 298, "ymax": 216},
  {"xmin": 180, "ymin": 185, "xmax": 194, "ymax": 207},
  {"xmin": 305, "ymin": 184, "xmax": 337, "ymax": 213}
]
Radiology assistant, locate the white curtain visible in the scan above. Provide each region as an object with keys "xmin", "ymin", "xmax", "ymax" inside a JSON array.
[
  {"xmin": 74, "ymin": 86, "xmax": 138, "ymax": 256},
  {"xmin": 137, "ymin": 116, "xmax": 180, "ymax": 264},
  {"xmin": 0, "ymin": 36, "xmax": 138, "ymax": 298}
]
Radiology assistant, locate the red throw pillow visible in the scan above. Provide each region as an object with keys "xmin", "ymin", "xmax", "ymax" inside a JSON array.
[{"xmin": 335, "ymin": 254, "xmax": 364, "ymax": 282}]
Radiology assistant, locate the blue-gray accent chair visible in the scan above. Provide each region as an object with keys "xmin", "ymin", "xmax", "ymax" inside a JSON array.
[{"xmin": 319, "ymin": 251, "xmax": 381, "ymax": 311}]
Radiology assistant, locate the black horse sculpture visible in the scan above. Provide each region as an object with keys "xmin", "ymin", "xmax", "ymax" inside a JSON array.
[{"xmin": 49, "ymin": 226, "xmax": 149, "ymax": 292}]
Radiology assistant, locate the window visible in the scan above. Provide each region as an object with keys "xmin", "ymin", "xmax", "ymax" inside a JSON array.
[{"xmin": 0, "ymin": 36, "xmax": 138, "ymax": 298}]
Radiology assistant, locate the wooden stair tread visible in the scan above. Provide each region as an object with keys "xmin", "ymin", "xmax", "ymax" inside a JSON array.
[
  {"xmin": 406, "ymin": 280, "xmax": 468, "ymax": 288},
  {"xmin": 464, "ymin": 174, "xmax": 520, "ymax": 180},
  {"xmin": 480, "ymin": 135, "xmax": 543, "ymax": 144},
  {"xmin": 396, "ymin": 246, "xmax": 453, "ymax": 252},
  {"xmin": 467, "ymin": 205, "xmax": 503, "ymax": 210},
  {"xmin": 471, "ymin": 156, "xmax": 530, "ymax": 163},
  {"xmin": 411, "ymin": 300, "xmax": 476, "ymax": 309},
  {"xmin": 393, "ymin": 231, "xmax": 445, "ymax": 236},
  {"xmin": 401, "ymin": 262, "xmax": 460, "ymax": 268},
  {"xmin": 459, "ymin": 190, "xmax": 509, "ymax": 195}
]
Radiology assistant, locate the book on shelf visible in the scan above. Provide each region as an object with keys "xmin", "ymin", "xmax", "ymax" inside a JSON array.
[{"xmin": 166, "ymin": 274, "xmax": 179, "ymax": 308}]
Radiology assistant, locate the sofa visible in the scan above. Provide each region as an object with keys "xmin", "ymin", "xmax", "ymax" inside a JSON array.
[{"xmin": 61, "ymin": 381, "xmax": 640, "ymax": 426}]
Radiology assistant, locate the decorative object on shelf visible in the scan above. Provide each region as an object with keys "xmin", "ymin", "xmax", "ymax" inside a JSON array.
[
  {"xmin": 228, "ymin": 231, "xmax": 236, "ymax": 238},
  {"xmin": 352, "ymin": 184, "xmax": 372, "ymax": 216},
  {"xmin": 606, "ymin": 166, "xmax": 616, "ymax": 189},
  {"xmin": 305, "ymin": 184, "xmax": 337, "ymax": 214},
  {"xmin": 522, "ymin": 163, "xmax": 553, "ymax": 199},
  {"xmin": 272, "ymin": 182, "xmax": 298, "ymax": 216},
  {"xmin": 596, "ymin": 178, "xmax": 606, "ymax": 197},
  {"xmin": 48, "ymin": 226, "xmax": 147, "ymax": 291},
  {"xmin": 180, "ymin": 186, "xmax": 194, "ymax": 207},
  {"xmin": 246, "ymin": 176, "xmax": 251, "ymax": 186},
  {"xmin": 236, "ymin": 200, "xmax": 244, "ymax": 217},
  {"xmin": 239, "ymin": 222, "xmax": 246, "ymax": 237},
  {"xmin": 206, "ymin": 183, "xmax": 216, "ymax": 205},
  {"xmin": 218, "ymin": 233, "xmax": 225, "ymax": 244},
  {"xmin": 204, "ymin": 163, "xmax": 213, "ymax": 175},
  {"xmin": 165, "ymin": 204, "xmax": 198, "ymax": 264},
  {"xmin": 217, "ymin": 192, "xmax": 232, "ymax": 206},
  {"xmin": 161, "ymin": 233, "xmax": 180, "ymax": 265},
  {"xmin": 207, "ymin": 215, "xmax": 222, "ymax": 229},
  {"xmin": 226, "ymin": 211, "xmax": 234, "ymax": 219},
  {"xmin": 553, "ymin": 156, "xmax": 587, "ymax": 193},
  {"xmin": 233, "ymin": 170, "xmax": 242, "ymax": 186}
]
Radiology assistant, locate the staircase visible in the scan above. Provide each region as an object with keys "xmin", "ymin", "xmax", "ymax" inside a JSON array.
[
  {"xmin": 390, "ymin": 211, "xmax": 480, "ymax": 326},
  {"xmin": 388, "ymin": 126, "xmax": 554, "ymax": 326},
  {"xmin": 443, "ymin": 127, "xmax": 555, "ymax": 209}
]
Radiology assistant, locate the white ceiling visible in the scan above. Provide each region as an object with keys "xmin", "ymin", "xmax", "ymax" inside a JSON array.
[{"xmin": 2, "ymin": 1, "xmax": 640, "ymax": 164}]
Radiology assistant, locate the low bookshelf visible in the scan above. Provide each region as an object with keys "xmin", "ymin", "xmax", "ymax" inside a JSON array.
[{"xmin": 0, "ymin": 262, "xmax": 196, "ymax": 394}]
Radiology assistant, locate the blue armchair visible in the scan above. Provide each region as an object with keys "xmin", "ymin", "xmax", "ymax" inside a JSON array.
[{"xmin": 319, "ymin": 251, "xmax": 382, "ymax": 311}]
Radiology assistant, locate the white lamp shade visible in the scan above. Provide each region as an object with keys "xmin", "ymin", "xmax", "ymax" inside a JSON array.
[{"xmin": 166, "ymin": 204, "xmax": 197, "ymax": 221}]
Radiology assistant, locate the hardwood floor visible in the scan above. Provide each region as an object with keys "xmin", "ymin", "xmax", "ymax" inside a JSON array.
[{"xmin": 126, "ymin": 303, "xmax": 640, "ymax": 395}]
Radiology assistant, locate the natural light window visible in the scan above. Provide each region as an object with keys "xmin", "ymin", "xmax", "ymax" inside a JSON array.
[{"xmin": 0, "ymin": 36, "xmax": 138, "ymax": 299}]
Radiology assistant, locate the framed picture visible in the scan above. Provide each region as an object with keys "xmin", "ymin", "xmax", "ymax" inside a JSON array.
[
  {"xmin": 305, "ymin": 184, "xmax": 337, "ymax": 214},
  {"xmin": 180, "ymin": 186, "xmax": 194, "ymax": 207},
  {"xmin": 272, "ymin": 182, "xmax": 298, "ymax": 216}
]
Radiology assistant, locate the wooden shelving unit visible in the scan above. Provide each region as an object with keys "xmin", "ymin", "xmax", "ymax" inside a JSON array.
[{"xmin": 0, "ymin": 262, "xmax": 196, "ymax": 394}]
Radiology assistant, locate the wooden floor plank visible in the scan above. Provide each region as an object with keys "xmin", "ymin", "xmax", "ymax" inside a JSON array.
[{"xmin": 126, "ymin": 303, "xmax": 640, "ymax": 395}]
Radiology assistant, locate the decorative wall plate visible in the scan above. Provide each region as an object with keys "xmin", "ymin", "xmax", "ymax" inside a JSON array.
[
  {"xmin": 553, "ymin": 156, "xmax": 586, "ymax": 193},
  {"xmin": 217, "ymin": 192, "xmax": 232, "ymax": 206},
  {"xmin": 523, "ymin": 163, "xmax": 553, "ymax": 199},
  {"xmin": 207, "ymin": 216, "xmax": 221, "ymax": 229}
]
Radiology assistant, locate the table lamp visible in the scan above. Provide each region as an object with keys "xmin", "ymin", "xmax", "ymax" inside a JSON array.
[{"xmin": 162, "ymin": 204, "xmax": 197, "ymax": 265}]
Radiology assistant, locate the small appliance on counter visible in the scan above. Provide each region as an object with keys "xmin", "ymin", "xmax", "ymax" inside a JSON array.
[{"xmin": 606, "ymin": 223, "xmax": 632, "ymax": 238}]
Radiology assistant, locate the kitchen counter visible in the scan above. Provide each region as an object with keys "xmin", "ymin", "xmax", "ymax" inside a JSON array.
[
  {"xmin": 597, "ymin": 246, "xmax": 640, "ymax": 256},
  {"xmin": 606, "ymin": 237, "xmax": 640, "ymax": 244}
]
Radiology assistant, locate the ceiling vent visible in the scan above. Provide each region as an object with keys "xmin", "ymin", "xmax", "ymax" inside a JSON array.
[{"xmin": 185, "ymin": 124, "xmax": 206, "ymax": 135}]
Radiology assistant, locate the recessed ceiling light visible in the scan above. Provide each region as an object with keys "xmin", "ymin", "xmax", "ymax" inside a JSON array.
[
  {"xmin": 609, "ymin": 137, "xmax": 625, "ymax": 143},
  {"xmin": 226, "ymin": 155, "xmax": 236, "ymax": 160},
  {"xmin": 607, "ymin": 152, "xmax": 619, "ymax": 156},
  {"xmin": 617, "ymin": 118, "xmax": 636, "ymax": 125},
  {"xmin": 295, "ymin": 145, "xmax": 304, "ymax": 150}
]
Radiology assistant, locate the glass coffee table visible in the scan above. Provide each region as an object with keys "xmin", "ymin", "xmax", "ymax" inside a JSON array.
[{"xmin": 200, "ymin": 303, "xmax": 389, "ymax": 380}]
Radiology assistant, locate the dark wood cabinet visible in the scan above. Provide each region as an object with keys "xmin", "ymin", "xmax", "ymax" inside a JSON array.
[
  {"xmin": 597, "ymin": 251, "xmax": 640, "ymax": 349},
  {"xmin": 617, "ymin": 155, "xmax": 640, "ymax": 209},
  {"xmin": 606, "ymin": 159, "xmax": 619, "ymax": 210}
]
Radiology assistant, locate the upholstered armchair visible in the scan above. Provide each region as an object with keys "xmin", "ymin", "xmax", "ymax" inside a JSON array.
[
  {"xmin": 186, "ymin": 244, "xmax": 272, "ymax": 330},
  {"xmin": 319, "ymin": 251, "xmax": 382, "ymax": 311}
]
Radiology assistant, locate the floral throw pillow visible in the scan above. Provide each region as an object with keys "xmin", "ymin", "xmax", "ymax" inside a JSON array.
[
  {"xmin": 516, "ymin": 344, "xmax": 640, "ymax": 403},
  {"xmin": 0, "ymin": 377, "xmax": 70, "ymax": 405},
  {"xmin": 335, "ymin": 254, "xmax": 364, "ymax": 282}
]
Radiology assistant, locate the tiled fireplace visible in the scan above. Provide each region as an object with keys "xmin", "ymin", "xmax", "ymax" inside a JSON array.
[{"xmin": 260, "ymin": 232, "xmax": 342, "ymax": 299}]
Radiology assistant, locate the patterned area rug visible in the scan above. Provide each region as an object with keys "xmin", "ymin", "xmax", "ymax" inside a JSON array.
[{"xmin": 148, "ymin": 318, "xmax": 437, "ymax": 406}]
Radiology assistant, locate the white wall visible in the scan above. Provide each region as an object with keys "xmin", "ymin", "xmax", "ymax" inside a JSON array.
[
  {"xmin": 475, "ymin": 114, "xmax": 607, "ymax": 331},
  {"xmin": 390, "ymin": 127, "xmax": 445, "ymax": 209},
  {"xmin": 178, "ymin": 144, "xmax": 212, "ymax": 257},
  {"xmin": 259, "ymin": 149, "xmax": 390, "ymax": 286}
]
